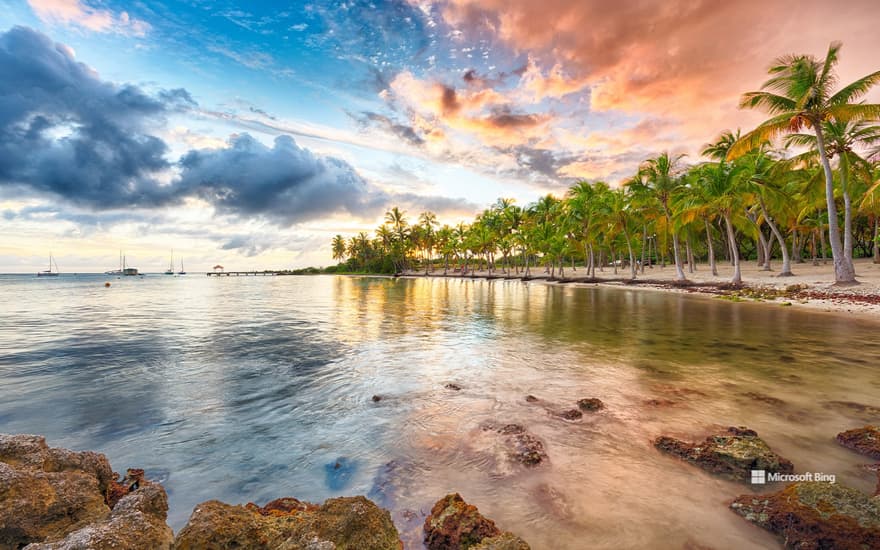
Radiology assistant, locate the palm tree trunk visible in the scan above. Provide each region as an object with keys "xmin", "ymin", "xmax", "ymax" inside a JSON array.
[
  {"xmin": 724, "ymin": 213, "xmax": 741, "ymax": 285},
  {"xmin": 640, "ymin": 225, "xmax": 647, "ymax": 274},
  {"xmin": 685, "ymin": 234, "xmax": 695, "ymax": 274},
  {"xmin": 874, "ymin": 217, "xmax": 880, "ymax": 264},
  {"xmin": 820, "ymin": 226, "xmax": 828, "ymax": 265},
  {"xmin": 815, "ymin": 124, "xmax": 856, "ymax": 283},
  {"xmin": 625, "ymin": 227, "xmax": 637, "ymax": 280},
  {"xmin": 704, "ymin": 218, "xmax": 718, "ymax": 276},
  {"xmin": 666, "ymin": 210, "xmax": 686, "ymax": 281},
  {"xmin": 811, "ymin": 231, "xmax": 819, "ymax": 266},
  {"xmin": 759, "ymin": 198, "xmax": 793, "ymax": 276},
  {"xmin": 841, "ymin": 154, "xmax": 854, "ymax": 265}
]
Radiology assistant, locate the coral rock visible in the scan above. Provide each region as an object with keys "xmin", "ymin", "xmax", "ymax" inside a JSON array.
[
  {"xmin": 424, "ymin": 493, "xmax": 528, "ymax": 550},
  {"xmin": 173, "ymin": 495, "xmax": 402, "ymax": 550},
  {"xmin": 837, "ymin": 426, "xmax": 880, "ymax": 460},
  {"xmin": 653, "ymin": 426, "xmax": 793, "ymax": 482},
  {"xmin": 0, "ymin": 434, "xmax": 171, "ymax": 550},
  {"xmin": 576, "ymin": 398, "xmax": 604, "ymax": 411},
  {"xmin": 730, "ymin": 481, "xmax": 880, "ymax": 549}
]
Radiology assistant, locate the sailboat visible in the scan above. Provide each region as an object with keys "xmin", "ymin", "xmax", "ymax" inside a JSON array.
[
  {"xmin": 105, "ymin": 251, "xmax": 138, "ymax": 276},
  {"xmin": 164, "ymin": 250, "xmax": 174, "ymax": 275},
  {"xmin": 37, "ymin": 253, "xmax": 60, "ymax": 277},
  {"xmin": 177, "ymin": 258, "xmax": 186, "ymax": 275}
]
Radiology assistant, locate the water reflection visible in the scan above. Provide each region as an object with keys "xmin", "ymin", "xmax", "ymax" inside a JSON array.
[{"xmin": 0, "ymin": 274, "xmax": 878, "ymax": 548}]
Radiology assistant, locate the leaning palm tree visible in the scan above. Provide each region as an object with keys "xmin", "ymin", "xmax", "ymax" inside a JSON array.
[{"xmin": 729, "ymin": 41, "xmax": 880, "ymax": 284}]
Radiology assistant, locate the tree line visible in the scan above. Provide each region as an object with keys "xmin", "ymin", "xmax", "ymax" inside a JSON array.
[{"xmin": 330, "ymin": 42, "xmax": 880, "ymax": 285}]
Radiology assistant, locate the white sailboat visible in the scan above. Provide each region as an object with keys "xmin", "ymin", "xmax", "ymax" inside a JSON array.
[
  {"xmin": 164, "ymin": 250, "xmax": 174, "ymax": 275},
  {"xmin": 177, "ymin": 258, "xmax": 186, "ymax": 275},
  {"xmin": 37, "ymin": 253, "xmax": 60, "ymax": 277}
]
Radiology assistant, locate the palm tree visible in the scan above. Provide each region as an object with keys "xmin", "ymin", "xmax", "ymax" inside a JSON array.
[
  {"xmin": 629, "ymin": 153, "xmax": 688, "ymax": 281},
  {"xmin": 730, "ymin": 41, "xmax": 880, "ymax": 284},
  {"xmin": 331, "ymin": 235, "xmax": 347, "ymax": 264},
  {"xmin": 785, "ymin": 120, "xmax": 880, "ymax": 267},
  {"xmin": 695, "ymin": 161, "xmax": 750, "ymax": 284}
]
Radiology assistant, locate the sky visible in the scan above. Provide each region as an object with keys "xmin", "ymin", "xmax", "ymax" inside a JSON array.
[{"xmin": 1, "ymin": 0, "xmax": 878, "ymax": 272}]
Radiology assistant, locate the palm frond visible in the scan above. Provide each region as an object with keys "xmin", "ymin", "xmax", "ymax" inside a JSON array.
[
  {"xmin": 818, "ymin": 41, "xmax": 842, "ymax": 95},
  {"xmin": 827, "ymin": 103, "xmax": 880, "ymax": 124},
  {"xmin": 783, "ymin": 133, "xmax": 817, "ymax": 148},
  {"xmin": 727, "ymin": 114, "xmax": 791, "ymax": 159},
  {"xmin": 739, "ymin": 91, "xmax": 796, "ymax": 114},
  {"xmin": 828, "ymin": 70, "xmax": 880, "ymax": 106}
]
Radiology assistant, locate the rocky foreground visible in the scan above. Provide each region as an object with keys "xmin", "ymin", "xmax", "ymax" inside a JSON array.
[{"xmin": 0, "ymin": 434, "xmax": 528, "ymax": 550}]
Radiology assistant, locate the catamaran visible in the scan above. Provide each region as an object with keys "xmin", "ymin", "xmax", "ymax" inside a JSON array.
[
  {"xmin": 164, "ymin": 250, "xmax": 174, "ymax": 275},
  {"xmin": 37, "ymin": 254, "xmax": 60, "ymax": 277}
]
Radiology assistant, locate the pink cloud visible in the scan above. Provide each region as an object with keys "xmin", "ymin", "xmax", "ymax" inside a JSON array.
[{"xmin": 28, "ymin": 0, "xmax": 151, "ymax": 37}]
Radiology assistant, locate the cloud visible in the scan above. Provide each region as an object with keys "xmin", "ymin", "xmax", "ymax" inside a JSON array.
[
  {"xmin": 27, "ymin": 0, "xmax": 151, "ymax": 36},
  {"xmin": 177, "ymin": 134, "xmax": 388, "ymax": 225},
  {"xmin": 0, "ymin": 26, "xmax": 477, "ymax": 229},
  {"xmin": 0, "ymin": 26, "xmax": 176, "ymax": 208}
]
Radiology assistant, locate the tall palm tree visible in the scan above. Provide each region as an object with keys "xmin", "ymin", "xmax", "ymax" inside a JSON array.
[
  {"xmin": 785, "ymin": 120, "xmax": 880, "ymax": 267},
  {"xmin": 629, "ymin": 153, "xmax": 688, "ymax": 281},
  {"xmin": 730, "ymin": 41, "xmax": 880, "ymax": 284},
  {"xmin": 696, "ymin": 161, "xmax": 750, "ymax": 284}
]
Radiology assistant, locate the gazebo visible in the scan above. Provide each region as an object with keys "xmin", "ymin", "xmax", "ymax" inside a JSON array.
[{"xmin": 212, "ymin": 265, "xmax": 224, "ymax": 273}]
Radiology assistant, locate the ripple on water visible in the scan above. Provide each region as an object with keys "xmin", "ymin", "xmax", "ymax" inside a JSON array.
[{"xmin": 1, "ymin": 275, "xmax": 878, "ymax": 548}]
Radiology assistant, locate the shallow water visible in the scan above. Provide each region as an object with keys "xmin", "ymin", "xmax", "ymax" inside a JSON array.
[{"xmin": 1, "ymin": 274, "xmax": 879, "ymax": 548}]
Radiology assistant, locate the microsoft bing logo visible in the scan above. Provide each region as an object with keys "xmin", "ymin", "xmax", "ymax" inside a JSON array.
[{"xmin": 750, "ymin": 470, "xmax": 766, "ymax": 484}]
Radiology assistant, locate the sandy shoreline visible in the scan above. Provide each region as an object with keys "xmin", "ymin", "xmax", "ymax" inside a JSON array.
[{"xmin": 401, "ymin": 257, "xmax": 880, "ymax": 319}]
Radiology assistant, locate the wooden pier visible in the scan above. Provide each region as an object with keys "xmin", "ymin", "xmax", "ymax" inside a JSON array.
[{"xmin": 206, "ymin": 271, "xmax": 282, "ymax": 277}]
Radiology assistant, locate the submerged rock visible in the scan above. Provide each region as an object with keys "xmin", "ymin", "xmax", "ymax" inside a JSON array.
[
  {"xmin": 553, "ymin": 409, "xmax": 583, "ymax": 421},
  {"xmin": 174, "ymin": 495, "xmax": 402, "ymax": 550},
  {"xmin": 0, "ymin": 434, "xmax": 172, "ymax": 550},
  {"xmin": 372, "ymin": 395, "xmax": 383, "ymax": 402},
  {"xmin": 653, "ymin": 426, "xmax": 793, "ymax": 482},
  {"xmin": 837, "ymin": 426, "xmax": 880, "ymax": 460},
  {"xmin": 423, "ymin": 493, "xmax": 529, "ymax": 550},
  {"xmin": 524, "ymin": 395, "xmax": 539, "ymax": 403},
  {"xmin": 577, "ymin": 398, "xmax": 604, "ymax": 411},
  {"xmin": 730, "ymin": 481, "xmax": 880, "ymax": 549},
  {"xmin": 445, "ymin": 383, "xmax": 463, "ymax": 391},
  {"xmin": 481, "ymin": 424, "xmax": 547, "ymax": 467},
  {"xmin": 325, "ymin": 457, "xmax": 358, "ymax": 491}
]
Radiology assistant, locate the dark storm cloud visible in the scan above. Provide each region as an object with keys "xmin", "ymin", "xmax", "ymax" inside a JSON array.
[
  {"xmin": 176, "ymin": 133, "xmax": 387, "ymax": 225},
  {"xmin": 0, "ymin": 26, "xmax": 176, "ymax": 207},
  {"xmin": 0, "ymin": 26, "xmax": 409, "ymax": 226}
]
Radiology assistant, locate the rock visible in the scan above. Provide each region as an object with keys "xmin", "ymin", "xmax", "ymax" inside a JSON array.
[
  {"xmin": 424, "ymin": 493, "xmax": 529, "ymax": 550},
  {"xmin": 576, "ymin": 398, "xmax": 604, "ymax": 411},
  {"xmin": 0, "ymin": 434, "xmax": 171, "ymax": 550},
  {"xmin": 730, "ymin": 481, "xmax": 880, "ymax": 549},
  {"xmin": 325, "ymin": 457, "xmax": 358, "ymax": 491},
  {"xmin": 174, "ymin": 495, "xmax": 402, "ymax": 550},
  {"xmin": 653, "ymin": 426, "xmax": 793, "ymax": 482},
  {"xmin": 837, "ymin": 426, "xmax": 880, "ymax": 460},
  {"xmin": 553, "ymin": 409, "xmax": 582, "ymax": 421},
  {"xmin": 740, "ymin": 392, "xmax": 785, "ymax": 406},
  {"xmin": 372, "ymin": 395, "xmax": 383, "ymax": 402},
  {"xmin": 26, "ymin": 483, "xmax": 174, "ymax": 550},
  {"xmin": 524, "ymin": 395, "xmax": 539, "ymax": 403},
  {"xmin": 472, "ymin": 532, "xmax": 531, "ymax": 549},
  {"xmin": 445, "ymin": 384, "xmax": 462, "ymax": 391},
  {"xmin": 481, "ymin": 424, "xmax": 547, "ymax": 467}
]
